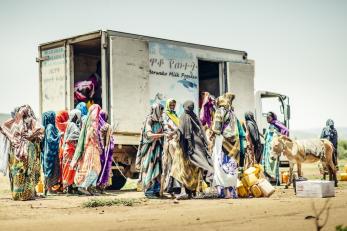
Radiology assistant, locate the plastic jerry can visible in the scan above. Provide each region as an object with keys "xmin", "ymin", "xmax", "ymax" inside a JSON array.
[
  {"xmin": 244, "ymin": 167, "xmax": 257, "ymax": 176},
  {"xmin": 344, "ymin": 164, "xmax": 347, "ymax": 173},
  {"xmin": 250, "ymin": 184, "xmax": 263, "ymax": 198},
  {"xmin": 258, "ymin": 179, "xmax": 275, "ymax": 197},
  {"xmin": 340, "ymin": 173, "xmax": 347, "ymax": 181},
  {"xmin": 243, "ymin": 173, "xmax": 258, "ymax": 187},
  {"xmin": 281, "ymin": 171, "xmax": 289, "ymax": 184},
  {"xmin": 237, "ymin": 180, "xmax": 249, "ymax": 198},
  {"xmin": 36, "ymin": 180, "xmax": 44, "ymax": 194}
]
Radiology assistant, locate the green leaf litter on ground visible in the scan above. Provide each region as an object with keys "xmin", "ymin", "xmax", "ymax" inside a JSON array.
[{"xmin": 82, "ymin": 198, "xmax": 147, "ymax": 208}]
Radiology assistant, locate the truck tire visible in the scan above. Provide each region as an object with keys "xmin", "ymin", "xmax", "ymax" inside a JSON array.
[{"xmin": 108, "ymin": 169, "xmax": 127, "ymax": 190}]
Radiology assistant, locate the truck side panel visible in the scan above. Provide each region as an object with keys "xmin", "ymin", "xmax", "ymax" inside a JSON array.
[{"xmin": 109, "ymin": 36, "xmax": 149, "ymax": 142}]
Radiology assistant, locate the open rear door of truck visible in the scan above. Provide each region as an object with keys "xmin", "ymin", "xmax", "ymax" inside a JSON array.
[
  {"xmin": 109, "ymin": 36, "xmax": 149, "ymax": 145},
  {"xmin": 227, "ymin": 61, "xmax": 255, "ymax": 119},
  {"xmin": 39, "ymin": 44, "xmax": 68, "ymax": 114}
]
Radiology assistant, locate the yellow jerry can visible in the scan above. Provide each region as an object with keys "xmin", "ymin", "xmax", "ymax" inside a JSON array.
[
  {"xmin": 250, "ymin": 184, "xmax": 263, "ymax": 198},
  {"xmin": 340, "ymin": 173, "xmax": 347, "ymax": 181}
]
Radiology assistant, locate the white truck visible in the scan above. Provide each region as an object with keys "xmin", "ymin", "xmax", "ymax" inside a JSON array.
[{"xmin": 37, "ymin": 30, "xmax": 290, "ymax": 189}]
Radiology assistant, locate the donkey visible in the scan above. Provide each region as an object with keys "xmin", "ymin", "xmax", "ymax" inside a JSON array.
[{"xmin": 270, "ymin": 135, "xmax": 337, "ymax": 187}]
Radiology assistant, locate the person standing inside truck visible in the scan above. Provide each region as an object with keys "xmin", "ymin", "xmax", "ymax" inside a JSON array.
[
  {"xmin": 41, "ymin": 111, "xmax": 61, "ymax": 195},
  {"xmin": 0, "ymin": 105, "xmax": 44, "ymax": 200},
  {"xmin": 136, "ymin": 103, "xmax": 165, "ymax": 198},
  {"xmin": 321, "ymin": 119, "xmax": 338, "ymax": 169}
]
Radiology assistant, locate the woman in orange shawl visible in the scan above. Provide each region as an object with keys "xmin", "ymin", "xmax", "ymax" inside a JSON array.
[{"xmin": 55, "ymin": 111, "xmax": 69, "ymax": 191}]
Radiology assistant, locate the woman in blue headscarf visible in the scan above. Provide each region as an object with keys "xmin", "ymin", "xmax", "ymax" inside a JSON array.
[
  {"xmin": 76, "ymin": 102, "xmax": 88, "ymax": 122},
  {"xmin": 41, "ymin": 111, "xmax": 61, "ymax": 195}
]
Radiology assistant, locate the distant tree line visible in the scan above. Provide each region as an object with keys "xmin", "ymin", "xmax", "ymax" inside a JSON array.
[{"xmin": 338, "ymin": 140, "xmax": 347, "ymax": 160}]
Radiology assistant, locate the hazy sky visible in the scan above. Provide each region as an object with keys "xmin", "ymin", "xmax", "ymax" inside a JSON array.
[{"xmin": 0, "ymin": 0, "xmax": 346, "ymax": 129}]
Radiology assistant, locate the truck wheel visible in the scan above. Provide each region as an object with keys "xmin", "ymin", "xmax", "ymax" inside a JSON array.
[{"xmin": 108, "ymin": 169, "xmax": 127, "ymax": 190}]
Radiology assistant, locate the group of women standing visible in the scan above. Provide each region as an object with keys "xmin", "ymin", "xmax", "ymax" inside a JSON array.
[
  {"xmin": 136, "ymin": 92, "xmax": 289, "ymax": 199},
  {"xmin": 0, "ymin": 102, "xmax": 114, "ymax": 200}
]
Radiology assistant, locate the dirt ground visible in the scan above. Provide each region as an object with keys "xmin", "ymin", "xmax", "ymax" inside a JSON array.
[{"xmin": 1, "ymin": 162, "xmax": 347, "ymax": 231}]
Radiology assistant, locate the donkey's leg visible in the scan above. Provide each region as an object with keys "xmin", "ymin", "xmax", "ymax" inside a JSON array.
[
  {"xmin": 286, "ymin": 162, "xmax": 294, "ymax": 189},
  {"xmin": 297, "ymin": 162, "xmax": 302, "ymax": 177}
]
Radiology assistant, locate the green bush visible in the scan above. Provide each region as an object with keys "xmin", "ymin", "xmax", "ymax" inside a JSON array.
[
  {"xmin": 336, "ymin": 225, "xmax": 347, "ymax": 231},
  {"xmin": 338, "ymin": 140, "xmax": 347, "ymax": 160}
]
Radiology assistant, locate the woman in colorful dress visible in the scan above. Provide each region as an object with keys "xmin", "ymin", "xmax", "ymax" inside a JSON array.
[
  {"xmin": 97, "ymin": 110, "xmax": 115, "ymax": 191},
  {"xmin": 0, "ymin": 105, "xmax": 44, "ymax": 200},
  {"xmin": 262, "ymin": 111, "xmax": 288, "ymax": 186},
  {"xmin": 211, "ymin": 94, "xmax": 239, "ymax": 199},
  {"xmin": 136, "ymin": 103, "xmax": 165, "ymax": 198},
  {"xmin": 41, "ymin": 111, "xmax": 61, "ymax": 195},
  {"xmin": 71, "ymin": 104, "xmax": 102, "ymax": 195},
  {"xmin": 55, "ymin": 110, "xmax": 69, "ymax": 191},
  {"xmin": 61, "ymin": 109, "xmax": 82, "ymax": 193}
]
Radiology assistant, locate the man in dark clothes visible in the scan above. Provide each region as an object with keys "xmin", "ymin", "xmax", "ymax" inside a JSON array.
[{"xmin": 321, "ymin": 119, "xmax": 338, "ymax": 168}]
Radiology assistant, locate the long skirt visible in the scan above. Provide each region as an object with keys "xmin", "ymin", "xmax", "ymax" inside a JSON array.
[
  {"xmin": 62, "ymin": 141, "xmax": 77, "ymax": 189},
  {"xmin": 262, "ymin": 136, "xmax": 280, "ymax": 185},
  {"xmin": 139, "ymin": 139, "xmax": 163, "ymax": 197},
  {"xmin": 8, "ymin": 142, "xmax": 40, "ymax": 201},
  {"xmin": 212, "ymin": 135, "xmax": 238, "ymax": 198},
  {"xmin": 74, "ymin": 144, "xmax": 101, "ymax": 189}
]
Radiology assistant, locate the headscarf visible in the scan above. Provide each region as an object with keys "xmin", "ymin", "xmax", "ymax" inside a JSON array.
[
  {"xmin": 72, "ymin": 104, "xmax": 101, "ymax": 164},
  {"xmin": 150, "ymin": 103, "xmax": 164, "ymax": 122},
  {"xmin": 268, "ymin": 111, "xmax": 289, "ymax": 136},
  {"xmin": 165, "ymin": 98, "xmax": 179, "ymax": 126},
  {"xmin": 180, "ymin": 101, "xmax": 207, "ymax": 142},
  {"xmin": 1, "ymin": 105, "xmax": 43, "ymax": 160},
  {"xmin": 41, "ymin": 111, "xmax": 60, "ymax": 177},
  {"xmin": 245, "ymin": 111, "xmax": 260, "ymax": 145},
  {"xmin": 76, "ymin": 102, "xmax": 88, "ymax": 118},
  {"xmin": 63, "ymin": 109, "xmax": 82, "ymax": 146},
  {"xmin": 326, "ymin": 119, "xmax": 334, "ymax": 128},
  {"xmin": 199, "ymin": 92, "xmax": 215, "ymax": 128},
  {"xmin": 97, "ymin": 110, "xmax": 115, "ymax": 186},
  {"xmin": 55, "ymin": 110, "xmax": 69, "ymax": 134}
]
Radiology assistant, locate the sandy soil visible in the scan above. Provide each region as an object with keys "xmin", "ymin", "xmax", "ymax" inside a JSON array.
[{"xmin": 1, "ymin": 163, "xmax": 347, "ymax": 231}]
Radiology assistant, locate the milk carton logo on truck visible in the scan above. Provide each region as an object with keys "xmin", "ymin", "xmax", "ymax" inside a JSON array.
[{"xmin": 149, "ymin": 42, "xmax": 199, "ymax": 115}]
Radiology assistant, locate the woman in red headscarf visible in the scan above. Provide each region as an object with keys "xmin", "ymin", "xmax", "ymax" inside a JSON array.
[{"xmin": 55, "ymin": 110, "xmax": 69, "ymax": 191}]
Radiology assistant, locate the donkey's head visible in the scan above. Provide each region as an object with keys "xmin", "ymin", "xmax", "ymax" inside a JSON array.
[{"xmin": 270, "ymin": 135, "xmax": 293, "ymax": 160}]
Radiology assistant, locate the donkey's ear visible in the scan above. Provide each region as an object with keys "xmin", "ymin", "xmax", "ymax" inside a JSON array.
[{"xmin": 282, "ymin": 135, "xmax": 293, "ymax": 142}]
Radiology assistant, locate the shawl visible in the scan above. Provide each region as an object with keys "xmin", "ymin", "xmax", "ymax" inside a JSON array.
[
  {"xmin": 63, "ymin": 109, "xmax": 82, "ymax": 147},
  {"xmin": 76, "ymin": 102, "xmax": 88, "ymax": 121},
  {"xmin": 55, "ymin": 110, "xmax": 69, "ymax": 134},
  {"xmin": 199, "ymin": 92, "xmax": 215, "ymax": 128},
  {"xmin": 1, "ymin": 105, "xmax": 43, "ymax": 160},
  {"xmin": 41, "ymin": 111, "xmax": 60, "ymax": 177},
  {"xmin": 245, "ymin": 111, "xmax": 260, "ymax": 145},
  {"xmin": 165, "ymin": 98, "xmax": 179, "ymax": 126},
  {"xmin": 72, "ymin": 104, "xmax": 101, "ymax": 164}
]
